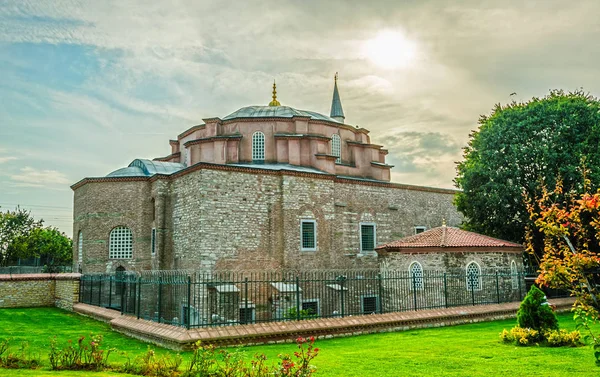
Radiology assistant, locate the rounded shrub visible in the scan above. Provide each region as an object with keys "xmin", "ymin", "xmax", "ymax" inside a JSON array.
[{"xmin": 517, "ymin": 285, "xmax": 559, "ymax": 332}]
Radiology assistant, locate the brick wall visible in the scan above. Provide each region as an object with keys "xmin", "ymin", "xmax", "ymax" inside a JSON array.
[
  {"xmin": 0, "ymin": 273, "xmax": 80, "ymax": 310},
  {"xmin": 74, "ymin": 166, "xmax": 463, "ymax": 273}
]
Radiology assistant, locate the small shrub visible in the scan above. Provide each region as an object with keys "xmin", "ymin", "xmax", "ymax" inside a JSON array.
[
  {"xmin": 500, "ymin": 327, "xmax": 541, "ymax": 346},
  {"xmin": 48, "ymin": 334, "xmax": 113, "ymax": 371},
  {"xmin": 118, "ymin": 346, "xmax": 182, "ymax": 377},
  {"xmin": 544, "ymin": 329, "xmax": 583, "ymax": 347},
  {"xmin": 0, "ymin": 339, "xmax": 41, "ymax": 369},
  {"xmin": 517, "ymin": 285, "xmax": 558, "ymax": 332}
]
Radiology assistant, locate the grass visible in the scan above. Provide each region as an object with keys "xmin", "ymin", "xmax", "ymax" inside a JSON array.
[{"xmin": 0, "ymin": 307, "xmax": 599, "ymax": 376}]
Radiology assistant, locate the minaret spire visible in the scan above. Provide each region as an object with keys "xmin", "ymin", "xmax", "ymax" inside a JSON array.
[
  {"xmin": 268, "ymin": 80, "xmax": 281, "ymax": 107},
  {"xmin": 330, "ymin": 72, "xmax": 345, "ymax": 123}
]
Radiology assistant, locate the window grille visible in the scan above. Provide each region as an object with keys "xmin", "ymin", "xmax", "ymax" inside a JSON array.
[
  {"xmin": 409, "ymin": 262, "xmax": 424, "ymax": 290},
  {"xmin": 360, "ymin": 223, "xmax": 376, "ymax": 253},
  {"xmin": 362, "ymin": 296, "xmax": 379, "ymax": 314},
  {"xmin": 78, "ymin": 231, "xmax": 83, "ymax": 263},
  {"xmin": 331, "ymin": 134, "xmax": 341, "ymax": 163},
  {"xmin": 109, "ymin": 227, "xmax": 133, "ymax": 259},
  {"xmin": 301, "ymin": 220, "xmax": 316, "ymax": 251},
  {"xmin": 511, "ymin": 260, "xmax": 518, "ymax": 289},
  {"xmin": 466, "ymin": 262, "xmax": 482, "ymax": 291},
  {"xmin": 151, "ymin": 228, "xmax": 156, "ymax": 256},
  {"xmin": 239, "ymin": 307, "xmax": 255, "ymax": 324},
  {"xmin": 252, "ymin": 132, "xmax": 265, "ymax": 162},
  {"xmin": 302, "ymin": 300, "xmax": 319, "ymax": 316}
]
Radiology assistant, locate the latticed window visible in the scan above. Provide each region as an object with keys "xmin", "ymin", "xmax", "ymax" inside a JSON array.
[
  {"xmin": 301, "ymin": 220, "xmax": 316, "ymax": 251},
  {"xmin": 302, "ymin": 300, "xmax": 319, "ymax": 315},
  {"xmin": 466, "ymin": 262, "xmax": 482, "ymax": 291},
  {"xmin": 252, "ymin": 131, "xmax": 265, "ymax": 162},
  {"xmin": 409, "ymin": 262, "xmax": 424, "ymax": 290},
  {"xmin": 151, "ymin": 228, "xmax": 156, "ymax": 256},
  {"xmin": 109, "ymin": 227, "xmax": 133, "ymax": 259},
  {"xmin": 331, "ymin": 134, "xmax": 341, "ymax": 163},
  {"xmin": 78, "ymin": 231, "xmax": 83, "ymax": 263},
  {"xmin": 360, "ymin": 223, "xmax": 376, "ymax": 253},
  {"xmin": 362, "ymin": 296, "xmax": 379, "ymax": 314},
  {"xmin": 511, "ymin": 260, "xmax": 518, "ymax": 289}
]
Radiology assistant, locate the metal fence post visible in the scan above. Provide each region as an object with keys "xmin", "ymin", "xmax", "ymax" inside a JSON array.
[
  {"xmin": 244, "ymin": 277, "xmax": 249, "ymax": 325},
  {"xmin": 157, "ymin": 276, "xmax": 163, "ymax": 323},
  {"xmin": 79, "ymin": 276, "xmax": 83, "ymax": 303},
  {"xmin": 495, "ymin": 271, "xmax": 500, "ymax": 304},
  {"xmin": 98, "ymin": 276, "xmax": 102, "ymax": 307},
  {"xmin": 137, "ymin": 276, "xmax": 142, "ymax": 319},
  {"xmin": 187, "ymin": 276, "xmax": 192, "ymax": 329},
  {"xmin": 108, "ymin": 276, "xmax": 112, "ymax": 309},
  {"xmin": 340, "ymin": 276, "xmax": 345, "ymax": 318},
  {"xmin": 378, "ymin": 273, "xmax": 383, "ymax": 314},
  {"xmin": 443, "ymin": 273, "xmax": 448, "ymax": 308},
  {"xmin": 518, "ymin": 271, "xmax": 523, "ymax": 299},
  {"xmin": 471, "ymin": 275, "xmax": 476, "ymax": 306},
  {"xmin": 295, "ymin": 276, "xmax": 301, "ymax": 321},
  {"xmin": 412, "ymin": 274, "xmax": 418, "ymax": 310}
]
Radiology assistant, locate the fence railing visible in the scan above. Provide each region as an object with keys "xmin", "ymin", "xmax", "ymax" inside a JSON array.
[
  {"xmin": 79, "ymin": 269, "xmax": 525, "ymax": 329},
  {"xmin": 0, "ymin": 265, "xmax": 73, "ymax": 274}
]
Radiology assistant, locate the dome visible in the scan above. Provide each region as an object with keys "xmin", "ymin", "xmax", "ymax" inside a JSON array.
[
  {"xmin": 222, "ymin": 106, "xmax": 342, "ymax": 123},
  {"xmin": 106, "ymin": 159, "xmax": 185, "ymax": 177}
]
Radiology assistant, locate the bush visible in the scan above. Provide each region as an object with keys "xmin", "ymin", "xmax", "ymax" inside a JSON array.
[
  {"xmin": 517, "ymin": 285, "xmax": 558, "ymax": 332},
  {"xmin": 0, "ymin": 339, "xmax": 41, "ymax": 369},
  {"xmin": 500, "ymin": 327, "xmax": 541, "ymax": 346},
  {"xmin": 48, "ymin": 334, "xmax": 113, "ymax": 371},
  {"xmin": 544, "ymin": 329, "xmax": 583, "ymax": 347},
  {"xmin": 119, "ymin": 346, "xmax": 182, "ymax": 377}
]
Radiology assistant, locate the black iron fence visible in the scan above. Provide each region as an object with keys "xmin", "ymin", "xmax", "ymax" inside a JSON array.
[{"xmin": 79, "ymin": 269, "xmax": 526, "ymax": 329}]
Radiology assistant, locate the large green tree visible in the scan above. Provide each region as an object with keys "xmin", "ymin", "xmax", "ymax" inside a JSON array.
[
  {"xmin": 455, "ymin": 90, "xmax": 600, "ymax": 261},
  {"xmin": 0, "ymin": 207, "xmax": 72, "ymax": 267},
  {"xmin": 0, "ymin": 207, "xmax": 42, "ymax": 266}
]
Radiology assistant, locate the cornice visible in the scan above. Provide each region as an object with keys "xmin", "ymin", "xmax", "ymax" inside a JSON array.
[{"xmin": 184, "ymin": 134, "xmax": 243, "ymax": 147}]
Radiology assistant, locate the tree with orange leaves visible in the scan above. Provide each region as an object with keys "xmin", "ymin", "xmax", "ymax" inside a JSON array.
[{"xmin": 526, "ymin": 168, "xmax": 600, "ymax": 363}]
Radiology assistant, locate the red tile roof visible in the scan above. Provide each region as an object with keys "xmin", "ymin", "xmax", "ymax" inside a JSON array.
[{"xmin": 376, "ymin": 226, "xmax": 523, "ymax": 250}]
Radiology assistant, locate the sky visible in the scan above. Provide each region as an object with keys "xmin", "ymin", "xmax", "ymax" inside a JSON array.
[{"xmin": 1, "ymin": 0, "xmax": 599, "ymax": 237}]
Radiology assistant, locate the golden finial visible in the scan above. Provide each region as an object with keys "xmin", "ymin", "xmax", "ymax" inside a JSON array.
[
  {"xmin": 335, "ymin": 72, "xmax": 338, "ymax": 83},
  {"xmin": 268, "ymin": 80, "xmax": 281, "ymax": 106},
  {"xmin": 442, "ymin": 218, "xmax": 447, "ymax": 227}
]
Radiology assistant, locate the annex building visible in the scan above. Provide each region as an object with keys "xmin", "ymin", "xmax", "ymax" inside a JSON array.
[{"xmin": 72, "ymin": 76, "xmax": 465, "ymax": 274}]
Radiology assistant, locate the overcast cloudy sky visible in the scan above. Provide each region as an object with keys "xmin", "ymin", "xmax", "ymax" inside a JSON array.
[{"xmin": 1, "ymin": 0, "xmax": 599, "ymax": 236}]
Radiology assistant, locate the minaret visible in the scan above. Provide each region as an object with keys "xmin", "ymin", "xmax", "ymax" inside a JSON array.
[
  {"xmin": 268, "ymin": 80, "xmax": 281, "ymax": 107},
  {"xmin": 330, "ymin": 72, "xmax": 345, "ymax": 123}
]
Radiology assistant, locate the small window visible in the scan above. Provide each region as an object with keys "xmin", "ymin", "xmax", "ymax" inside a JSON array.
[
  {"xmin": 109, "ymin": 227, "xmax": 133, "ymax": 259},
  {"xmin": 151, "ymin": 228, "xmax": 157, "ymax": 257},
  {"xmin": 300, "ymin": 220, "xmax": 317, "ymax": 251},
  {"xmin": 78, "ymin": 231, "xmax": 83, "ymax": 263},
  {"xmin": 360, "ymin": 223, "xmax": 376, "ymax": 254},
  {"xmin": 301, "ymin": 300, "xmax": 320, "ymax": 316},
  {"xmin": 239, "ymin": 306, "xmax": 256, "ymax": 324},
  {"xmin": 331, "ymin": 134, "xmax": 341, "ymax": 163},
  {"xmin": 414, "ymin": 226, "xmax": 427, "ymax": 234},
  {"xmin": 466, "ymin": 262, "xmax": 482, "ymax": 291},
  {"xmin": 409, "ymin": 262, "xmax": 424, "ymax": 290},
  {"xmin": 511, "ymin": 260, "xmax": 518, "ymax": 289},
  {"xmin": 361, "ymin": 295, "xmax": 379, "ymax": 314},
  {"xmin": 252, "ymin": 131, "xmax": 265, "ymax": 162}
]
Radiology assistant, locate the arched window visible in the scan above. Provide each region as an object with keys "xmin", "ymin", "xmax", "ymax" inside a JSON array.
[
  {"xmin": 252, "ymin": 131, "xmax": 265, "ymax": 162},
  {"xmin": 109, "ymin": 227, "xmax": 133, "ymax": 259},
  {"xmin": 466, "ymin": 262, "xmax": 482, "ymax": 291},
  {"xmin": 331, "ymin": 134, "xmax": 341, "ymax": 163},
  {"xmin": 409, "ymin": 261, "xmax": 424, "ymax": 290},
  {"xmin": 511, "ymin": 260, "xmax": 519, "ymax": 289},
  {"xmin": 78, "ymin": 231, "xmax": 83, "ymax": 264}
]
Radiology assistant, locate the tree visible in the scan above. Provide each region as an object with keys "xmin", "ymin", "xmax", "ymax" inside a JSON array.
[
  {"xmin": 455, "ymin": 90, "xmax": 600, "ymax": 262},
  {"xmin": 517, "ymin": 285, "xmax": 558, "ymax": 332},
  {"xmin": 527, "ymin": 174, "xmax": 600, "ymax": 362},
  {"xmin": 0, "ymin": 207, "xmax": 42, "ymax": 266},
  {"xmin": 10, "ymin": 227, "xmax": 73, "ymax": 267}
]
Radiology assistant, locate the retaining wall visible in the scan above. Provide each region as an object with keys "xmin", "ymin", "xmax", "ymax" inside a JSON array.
[{"xmin": 0, "ymin": 273, "xmax": 81, "ymax": 310}]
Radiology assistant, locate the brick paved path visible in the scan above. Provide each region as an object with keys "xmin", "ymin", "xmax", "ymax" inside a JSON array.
[{"xmin": 74, "ymin": 297, "xmax": 574, "ymax": 350}]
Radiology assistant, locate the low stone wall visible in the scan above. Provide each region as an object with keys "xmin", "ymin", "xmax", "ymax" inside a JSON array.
[
  {"xmin": 0, "ymin": 273, "xmax": 81, "ymax": 310},
  {"xmin": 73, "ymin": 297, "xmax": 575, "ymax": 350}
]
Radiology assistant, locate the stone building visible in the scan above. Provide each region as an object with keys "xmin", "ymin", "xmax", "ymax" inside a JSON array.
[
  {"xmin": 376, "ymin": 225, "xmax": 525, "ymax": 310},
  {"xmin": 72, "ymin": 76, "xmax": 464, "ymax": 274}
]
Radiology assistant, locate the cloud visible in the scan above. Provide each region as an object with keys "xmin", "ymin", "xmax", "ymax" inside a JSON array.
[
  {"xmin": 10, "ymin": 166, "xmax": 70, "ymax": 187},
  {"xmin": 0, "ymin": 156, "xmax": 16, "ymax": 163}
]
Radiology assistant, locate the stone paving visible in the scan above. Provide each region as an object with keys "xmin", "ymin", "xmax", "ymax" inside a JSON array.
[{"xmin": 73, "ymin": 297, "xmax": 575, "ymax": 350}]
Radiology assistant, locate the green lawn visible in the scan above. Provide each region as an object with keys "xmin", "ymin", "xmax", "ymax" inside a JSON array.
[{"xmin": 0, "ymin": 307, "xmax": 598, "ymax": 376}]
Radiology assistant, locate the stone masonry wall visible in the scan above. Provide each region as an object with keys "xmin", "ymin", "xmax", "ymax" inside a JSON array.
[
  {"xmin": 74, "ymin": 166, "xmax": 463, "ymax": 273},
  {"xmin": 0, "ymin": 274, "xmax": 80, "ymax": 310},
  {"xmin": 73, "ymin": 180, "xmax": 154, "ymax": 274}
]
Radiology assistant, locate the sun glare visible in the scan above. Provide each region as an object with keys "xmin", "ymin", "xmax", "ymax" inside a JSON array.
[{"xmin": 363, "ymin": 30, "xmax": 417, "ymax": 70}]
